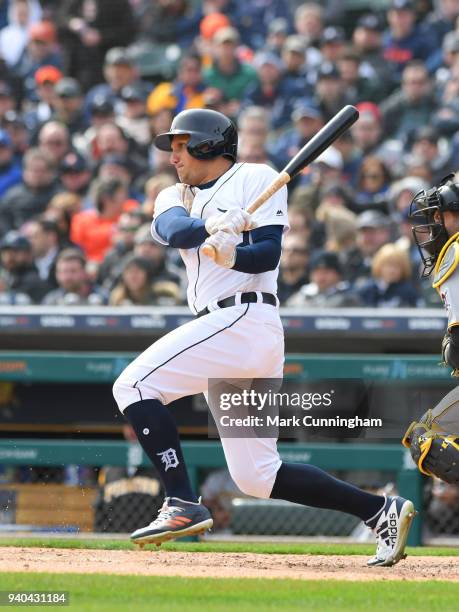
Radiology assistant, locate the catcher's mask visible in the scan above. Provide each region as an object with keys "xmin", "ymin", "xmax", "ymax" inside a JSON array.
[{"xmin": 409, "ymin": 174, "xmax": 459, "ymax": 277}]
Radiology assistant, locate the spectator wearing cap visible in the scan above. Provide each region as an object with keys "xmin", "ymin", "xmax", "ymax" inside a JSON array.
[
  {"xmin": 277, "ymin": 232, "xmax": 310, "ymax": 305},
  {"xmin": 0, "ymin": 128, "xmax": 22, "ymax": 197},
  {"xmin": 97, "ymin": 210, "xmax": 147, "ymax": 291},
  {"xmin": 49, "ymin": 77, "xmax": 87, "ymax": 135},
  {"xmin": 22, "ymin": 217, "xmax": 61, "ymax": 286},
  {"xmin": 281, "ymin": 36, "xmax": 313, "ymax": 99},
  {"xmin": 405, "ymin": 125, "xmax": 455, "ymax": 183},
  {"xmin": 37, "ymin": 121, "xmax": 71, "ymax": 166},
  {"xmin": 0, "ymin": 231, "xmax": 51, "ymax": 303},
  {"xmin": 132, "ymin": 224, "xmax": 184, "ymax": 291},
  {"xmin": 199, "ymin": 12, "xmax": 231, "ymax": 47},
  {"xmin": 196, "ymin": 12, "xmax": 232, "ymax": 69},
  {"xmin": 26, "ymin": 65, "xmax": 63, "ymax": 128},
  {"xmin": 287, "ymin": 249, "xmax": 361, "ymax": 308},
  {"xmin": 204, "ymin": 27, "xmax": 258, "ymax": 118},
  {"xmin": 314, "ymin": 62, "xmax": 353, "ymax": 121},
  {"xmin": 243, "ymin": 51, "xmax": 304, "ymax": 130},
  {"xmin": 380, "ymin": 60, "xmax": 438, "ymax": 145},
  {"xmin": 13, "ymin": 21, "xmax": 63, "ymax": 101},
  {"xmin": 1, "ymin": 111, "xmax": 30, "ymax": 161},
  {"xmin": 0, "ymin": 82, "xmax": 15, "ymax": 122},
  {"xmin": 435, "ymin": 31, "xmax": 459, "ymax": 92},
  {"xmin": 96, "ymin": 154, "xmax": 143, "ymax": 202},
  {"xmin": 270, "ymin": 101, "xmax": 324, "ymax": 170},
  {"xmin": 70, "ymin": 177, "xmax": 137, "ymax": 264},
  {"xmin": 42, "ymin": 248, "xmax": 106, "ymax": 306},
  {"xmin": 59, "ymin": 150, "xmax": 92, "ymax": 202},
  {"xmin": 115, "ymin": 85, "xmax": 150, "ymax": 149},
  {"xmin": 351, "ymin": 101, "xmax": 404, "ymax": 176},
  {"xmin": 230, "ymin": 0, "xmax": 290, "ymax": 51},
  {"xmin": 139, "ymin": 0, "xmax": 201, "ymax": 49},
  {"xmin": 319, "ymin": 26, "xmax": 347, "ymax": 64},
  {"xmin": 423, "ymin": 0, "xmax": 459, "ymax": 54},
  {"xmin": 237, "ymin": 106, "xmax": 282, "ymax": 169},
  {"xmin": 147, "ymin": 53, "xmax": 208, "ymax": 119},
  {"xmin": 295, "ymin": 146, "xmax": 345, "ymax": 210},
  {"xmin": 321, "ymin": 206, "xmax": 359, "ymax": 262},
  {"xmin": 336, "ymin": 48, "xmax": 387, "ymax": 104},
  {"xmin": 348, "ymin": 210, "xmax": 393, "ymax": 283},
  {"xmin": 389, "ymin": 176, "xmax": 428, "ymax": 274},
  {"xmin": 382, "ymin": 0, "xmax": 437, "ymax": 83},
  {"xmin": 0, "ymin": 0, "xmax": 39, "ymax": 68},
  {"xmin": 88, "ymin": 95, "xmax": 115, "ymax": 126},
  {"xmin": 293, "ymin": 3, "xmax": 324, "ymax": 49},
  {"xmin": 56, "ymin": 0, "xmax": 136, "ymax": 90},
  {"xmin": 84, "ymin": 47, "xmax": 148, "ymax": 121},
  {"xmin": 358, "ymin": 243, "xmax": 422, "ymax": 307},
  {"xmin": 72, "ymin": 95, "xmax": 115, "ymax": 162},
  {"xmin": 0, "ymin": 148, "xmax": 61, "ymax": 234},
  {"xmin": 352, "ymin": 14, "xmax": 395, "ymax": 94},
  {"xmin": 263, "ymin": 18, "xmax": 289, "ymax": 56},
  {"xmin": 93, "ymin": 122, "xmax": 147, "ymax": 180}
]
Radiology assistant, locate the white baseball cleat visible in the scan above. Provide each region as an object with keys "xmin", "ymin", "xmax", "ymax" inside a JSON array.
[{"xmin": 366, "ymin": 495, "xmax": 417, "ymax": 567}]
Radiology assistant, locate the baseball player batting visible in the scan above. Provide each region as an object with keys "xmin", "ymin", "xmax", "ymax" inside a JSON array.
[{"xmin": 112, "ymin": 108, "xmax": 415, "ymax": 566}]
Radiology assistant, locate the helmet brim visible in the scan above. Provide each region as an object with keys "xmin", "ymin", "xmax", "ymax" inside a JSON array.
[{"xmin": 154, "ymin": 130, "xmax": 191, "ymax": 152}]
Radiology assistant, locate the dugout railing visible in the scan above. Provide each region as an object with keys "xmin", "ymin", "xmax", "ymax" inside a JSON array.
[{"xmin": 0, "ymin": 438, "xmax": 423, "ymax": 545}]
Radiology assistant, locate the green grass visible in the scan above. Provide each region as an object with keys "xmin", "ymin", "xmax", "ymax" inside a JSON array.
[
  {"xmin": 0, "ymin": 573, "xmax": 458, "ymax": 611},
  {"xmin": 0, "ymin": 538, "xmax": 457, "ymax": 557}
]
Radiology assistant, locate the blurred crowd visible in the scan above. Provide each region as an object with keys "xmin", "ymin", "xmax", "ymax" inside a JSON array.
[{"xmin": 0, "ymin": 0, "xmax": 458, "ymax": 308}]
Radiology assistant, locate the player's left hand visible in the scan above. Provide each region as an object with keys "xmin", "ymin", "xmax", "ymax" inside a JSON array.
[
  {"xmin": 205, "ymin": 208, "xmax": 256, "ymax": 235},
  {"xmin": 203, "ymin": 230, "xmax": 239, "ymax": 268}
]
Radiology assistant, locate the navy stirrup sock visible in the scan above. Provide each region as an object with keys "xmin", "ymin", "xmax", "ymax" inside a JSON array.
[
  {"xmin": 123, "ymin": 399, "xmax": 198, "ymax": 503},
  {"xmin": 270, "ymin": 462, "xmax": 385, "ymax": 524}
]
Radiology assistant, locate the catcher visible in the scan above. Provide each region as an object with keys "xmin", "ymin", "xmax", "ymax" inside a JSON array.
[{"xmin": 403, "ymin": 174, "xmax": 459, "ymax": 485}]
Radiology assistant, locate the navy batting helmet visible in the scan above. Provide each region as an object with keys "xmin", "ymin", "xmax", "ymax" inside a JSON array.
[{"xmin": 154, "ymin": 109, "xmax": 238, "ymax": 161}]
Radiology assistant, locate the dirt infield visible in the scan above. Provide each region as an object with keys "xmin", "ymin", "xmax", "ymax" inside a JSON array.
[{"xmin": 1, "ymin": 547, "xmax": 458, "ymax": 581}]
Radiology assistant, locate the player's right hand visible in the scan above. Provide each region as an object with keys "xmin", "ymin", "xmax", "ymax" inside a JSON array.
[{"xmin": 205, "ymin": 208, "xmax": 256, "ymax": 235}]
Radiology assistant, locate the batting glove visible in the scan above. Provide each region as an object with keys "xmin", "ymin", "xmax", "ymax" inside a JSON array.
[
  {"xmin": 205, "ymin": 208, "xmax": 256, "ymax": 235},
  {"xmin": 203, "ymin": 230, "xmax": 240, "ymax": 268}
]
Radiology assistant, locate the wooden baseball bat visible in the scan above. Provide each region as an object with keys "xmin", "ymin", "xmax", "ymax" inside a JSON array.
[{"xmin": 202, "ymin": 104, "xmax": 359, "ymax": 260}]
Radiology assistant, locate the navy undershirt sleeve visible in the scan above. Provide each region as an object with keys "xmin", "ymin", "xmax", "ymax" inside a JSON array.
[
  {"xmin": 233, "ymin": 225, "xmax": 283, "ymax": 273},
  {"xmin": 155, "ymin": 206, "xmax": 209, "ymax": 248}
]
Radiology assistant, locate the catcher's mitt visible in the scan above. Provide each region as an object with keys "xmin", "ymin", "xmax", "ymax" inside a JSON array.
[{"xmin": 402, "ymin": 387, "xmax": 459, "ymax": 484}]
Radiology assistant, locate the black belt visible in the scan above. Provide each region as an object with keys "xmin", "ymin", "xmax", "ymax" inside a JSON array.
[{"xmin": 197, "ymin": 292, "xmax": 277, "ymax": 317}]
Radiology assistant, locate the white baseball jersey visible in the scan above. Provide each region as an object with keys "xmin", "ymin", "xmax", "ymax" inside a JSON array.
[
  {"xmin": 151, "ymin": 162, "xmax": 289, "ymax": 313},
  {"xmin": 114, "ymin": 162, "xmax": 288, "ymax": 499}
]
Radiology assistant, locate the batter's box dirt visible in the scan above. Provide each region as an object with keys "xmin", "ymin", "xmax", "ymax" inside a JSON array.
[{"xmin": 0, "ymin": 548, "xmax": 458, "ymax": 581}]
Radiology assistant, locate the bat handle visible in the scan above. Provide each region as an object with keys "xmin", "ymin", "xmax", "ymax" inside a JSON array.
[
  {"xmin": 247, "ymin": 172, "xmax": 290, "ymax": 214},
  {"xmin": 202, "ymin": 171, "xmax": 290, "ymax": 261}
]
